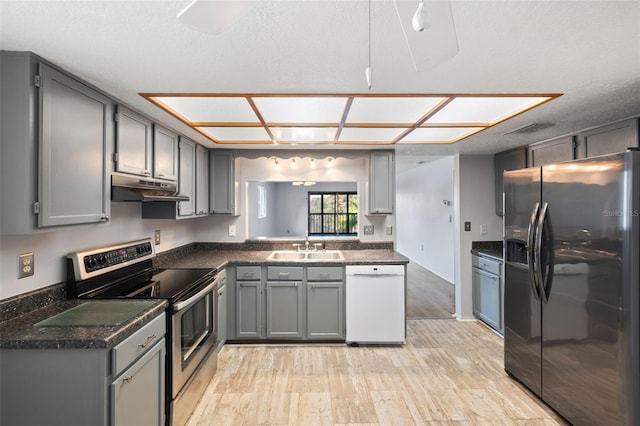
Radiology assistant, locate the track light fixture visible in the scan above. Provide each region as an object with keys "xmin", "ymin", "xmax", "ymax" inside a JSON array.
[
  {"xmin": 310, "ymin": 159, "xmax": 317, "ymax": 168},
  {"xmin": 290, "ymin": 158, "xmax": 297, "ymax": 169},
  {"xmin": 328, "ymin": 158, "xmax": 334, "ymax": 167},
  {"xmin": 273, "ymin": 158, "xmax": 280, "ymax": 170}
]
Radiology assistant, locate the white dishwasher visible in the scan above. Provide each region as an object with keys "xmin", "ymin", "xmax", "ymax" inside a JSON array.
[{"xmin": 345, "ymin": 264, "xmax": 406, "ymax": 345}]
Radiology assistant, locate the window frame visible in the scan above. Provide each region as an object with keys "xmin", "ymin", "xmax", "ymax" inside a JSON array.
[{"xmin": 308, "ymin": 191, "xmax": 358, "ymax": 236}]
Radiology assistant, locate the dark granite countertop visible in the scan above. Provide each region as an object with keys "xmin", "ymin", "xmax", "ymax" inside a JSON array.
[
  {"xmin": 0, "ymin": 299, "xmax": 167, "ymax": 350},
  {"xmin": 470, "ymin": 241, "xmax": 504, "ymax": 261},
  {"xmin": 155, "ymin": 248, "xmax": 409, "ymax": 270}
]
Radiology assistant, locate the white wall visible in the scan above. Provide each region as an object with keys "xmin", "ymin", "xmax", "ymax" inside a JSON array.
[
  {"xmin": 453, "ymin": 155, "xmax": 503, "ymax": 320},
  {"xmin": 0, "ymin": 202, "xmax": 195, "ymax": 299},
  {"xmin": 396, "ymin": 156, "xmax": 455, "ymax": 282}
]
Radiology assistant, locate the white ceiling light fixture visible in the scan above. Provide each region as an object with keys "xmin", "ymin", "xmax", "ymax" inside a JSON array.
[
  {"xmin": 365, "ymin": 0, "xmax": 372, "ymax": 90},
  {"xmin": 412, "ymin": 0, "xmax": 430, "ymax": 32}
]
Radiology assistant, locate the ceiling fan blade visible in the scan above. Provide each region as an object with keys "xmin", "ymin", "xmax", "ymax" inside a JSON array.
[
  {"xmin": 393, "ymin": 0, "xmax": 459, "ymax": 71},
  {"xmin": 177, "ymin": 0, "xmax": 257, "ymax": 35}
]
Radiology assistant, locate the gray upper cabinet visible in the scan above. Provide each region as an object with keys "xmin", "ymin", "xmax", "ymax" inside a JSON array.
[
  {"xmin": 195, "ymin": 144, "xmax": 210, "ymax": 216},
  {"xmin": 153, "ymin": 125, "xmax": 179, "ymax": 182},
  {"xmin": 369, "ymin": 151, "xmax": 395, "ymax": 214},
  {"xmin": 210, "ymin": 150, "xmax": 235, "ymax": 214},
  {"xmin": 494, "ymin": 148, "xmax": 527, "ymax": 216},
  {"xmin": 1, "ymin": 52, "xmax": 112, "ymax": 233},
  {"xmin": 528, "ymin": 135, "xmax": 576, "ymax": 167},
  {"xmin": 178, "ymin": 137, "xmax": 196, "ymax": 218},
  {"xmin": 577, "ymin": 118, "xmax": 639, "ymax": 158},
  {"xmin": 114, "ymin": 105, "xmax": 153, "ymax": 177}
]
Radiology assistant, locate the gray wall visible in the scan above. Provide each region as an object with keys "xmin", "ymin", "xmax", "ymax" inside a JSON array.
[{"xmin": 248, "ymin": 181, "xmax": 357, "ymax": 238}]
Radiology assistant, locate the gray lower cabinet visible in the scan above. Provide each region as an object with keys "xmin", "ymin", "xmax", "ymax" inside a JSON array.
[
  {"xmin": 210, "ymin": 150, "xmax": 235, "ymax": 214},
  {"xmin": 0, "ymin": 313, "xmax": 166, "ymax": 426},
  {"xmin": 231, "ymin": 265, "xmax": 345, "ymax": 341},
  {"xmin": 369, "ymin": 151, "xmax": 395, "ymax": 214},
  {"xmin": 306, "ymin": 267, "xmax": 344, "ymax": 339},
  {"xmin": 217, "ymin": 270, "xmax": 227, "ymax": 348},
  {"xmin": 1, "ymin": 52, "xmax": 112, "ymax": 232},
  {"xmin": 236, "ymin": 266, "xmax": 263, "ymax": 338},
  {"xmin": 472, "ymin": 255, "xmax": 503, "ymax": 334}
]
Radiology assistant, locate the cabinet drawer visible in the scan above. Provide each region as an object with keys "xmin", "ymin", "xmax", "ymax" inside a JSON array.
[
  {"xmin": 112, "ymin": 313, "xmax": 166, "ymax": 376},
  {"xmin": 472, "ymin": 255, "xmax": 502, "ymax": 276},
  {"xmin": 307, "ymin": 267, "xmax": 343, "ymax": 281},
  {"xmin": 237, "ymin": 266, "xmax": 261, "ymax": 281},
  {"xmin": 267, "ymin": 266, "xmax": 303, "ymax": 281}
]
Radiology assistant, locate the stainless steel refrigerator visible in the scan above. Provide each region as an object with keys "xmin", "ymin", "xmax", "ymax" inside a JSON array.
[{"xmin": 503, "ymin": 149, "xmax": 639, "ymax": 425}]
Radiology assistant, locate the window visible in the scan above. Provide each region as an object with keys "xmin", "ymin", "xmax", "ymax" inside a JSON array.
[{"xmin": 308, "ymin": 192, "xmax": 358, "ymax": 236}]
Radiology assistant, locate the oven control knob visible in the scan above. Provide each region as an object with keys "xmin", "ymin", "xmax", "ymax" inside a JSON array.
[
  {"xmin": 136, "ymin": 246, "xmax": 143, "ymax": 254},
  {"xmin": 99, "ymin": 255, "xmax": 107, "ymax": 265},
  {"xmin": 87, "ymin": 257, "xmax": 97, "ymax": 268}
]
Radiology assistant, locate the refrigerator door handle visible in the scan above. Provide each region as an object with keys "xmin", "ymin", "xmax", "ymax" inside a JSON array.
[
  {"xmin": 535, "ymin": 202, "xmax": 550, "ymax": 304},
  {"xmin": 527, "ymin": 203, "xmax": 541, "ymax": 300}
]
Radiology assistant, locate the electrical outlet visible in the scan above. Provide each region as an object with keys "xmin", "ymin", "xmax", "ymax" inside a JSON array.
[
  {"xmin": 18, "ymin": 253, "xmax": 34, "ymax": 279},
  {"xmin": 228, "ymin": 225, "xmax": 236, "ymax": 237},
  {"xmin": 363, "ymin": 225, "xmax": 374, "ymax": 235},
  {"xmin": 464, "ymin": 221, "xmax": 471, "ymax": 232},
  {"xmin": 386, "ymin": 225, "xmax": 393, "ymax": 235},
  {"xmin": 154, "ymin": 230, "xmax": 161, "ymax": 245}
]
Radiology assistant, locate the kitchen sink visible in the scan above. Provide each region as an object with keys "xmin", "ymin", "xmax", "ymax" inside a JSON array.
[
  {"xmin": 267, "ymin": 251, "xmax": 307, "ymax": 260},
  {"xmin": 266, "ymin": 250, "xmax": 344, "ymax": 261},
  {"xmin": 305, "ymin": 251, "xmax": 344, "ymax": 260}
]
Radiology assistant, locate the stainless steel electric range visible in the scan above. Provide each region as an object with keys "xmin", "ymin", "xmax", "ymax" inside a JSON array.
[{"xmin": 66, "ymin": 238, "xmax": 220, "ymax": 426}]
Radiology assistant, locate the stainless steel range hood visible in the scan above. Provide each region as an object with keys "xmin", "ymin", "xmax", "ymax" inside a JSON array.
[{"xmin": 111, "ymin": 174, "xmax": 189, "ymax": 202}]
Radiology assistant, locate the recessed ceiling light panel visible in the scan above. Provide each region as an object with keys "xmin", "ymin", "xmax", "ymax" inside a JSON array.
[
  {"xmin": 270, "ymin": 127, "xmax": 338, "ymax": 143},
  {"xmin": 154, "ymin": 96, "xmax": 258, "ymax": 123},
  {"xmin": 339, "ymin": 127, "xmax": 405, "ymax": 143},
  {"xmin": 425, "ymin": 96, "xmax": 552, "ymax": 125},
  {"xmin": 253, "ymin": 97, "xmax": 348, "ymax": 123},
  {"xmin": 346, "ymin": 97, "xmax": 447, "ymax": 124}
]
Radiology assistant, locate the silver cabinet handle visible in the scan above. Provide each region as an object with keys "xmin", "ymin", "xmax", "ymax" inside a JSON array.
[
  {"xmin": 319, "ymin": 273, "xmax": 330, "ymax": 278},
  {"xmin": 242, "ymin": 272, "xmax": 254, "ymax": 278},
  {"xmin": 100, "ymin": 215, "xmax": 110, "ymax": 222},
  {"xmin": 138, "ymin": 334, "xmax": 156, "ymax": 349},
  {"xmin": 157, "ymin": 173, "xmax": 165, "ymax": 177},
  {"xmin": 123, "ymin": 375, "xmax": 133, "ymax": 384},
  {"xmin": 279, "ymin": 272, "xmax": 290, "ymax": 277},
  {"xmin": 143, "ymin": 170, "xmax": 151, "ymax": 176}
]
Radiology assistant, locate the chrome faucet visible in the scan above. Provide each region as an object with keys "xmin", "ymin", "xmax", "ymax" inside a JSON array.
[{"xmin": 305, "ymin": 238, "xmax": 310, "ymax": 252}]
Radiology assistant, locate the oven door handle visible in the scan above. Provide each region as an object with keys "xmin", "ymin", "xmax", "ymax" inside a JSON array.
[{"xmin": 173, "ymin": 280, "xmax": 217, "ymax": 313}]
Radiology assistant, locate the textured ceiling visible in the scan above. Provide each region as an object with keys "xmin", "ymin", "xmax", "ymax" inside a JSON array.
[{"xmin": 1, "ymin": 0, "xmax": 639, "ymax": 156}]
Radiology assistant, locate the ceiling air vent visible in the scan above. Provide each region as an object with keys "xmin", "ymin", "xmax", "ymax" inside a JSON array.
[{"xmin": 504, "ymin": 122, "xmax": 555, "ymax": 135}]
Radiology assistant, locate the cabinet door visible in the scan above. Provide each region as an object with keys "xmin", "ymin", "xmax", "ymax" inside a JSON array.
[
  {"xmin": 494, "ymin": 148, "xmax": 527, "ymax": 216},
  {"xmin": 38, "ymin": 63, "xmax": 111, "ymax": 227},
  {"xmin": 178, "ymin": 137, "xmax": 195, "ymax": 218},
  {"xmin": 529, "ymin": 136, "xmax": 575, "ymax": 167},
  {"xmin": 210, "ymin": 150, "xmax": 235, "ymax": 214},
  {"xmin": 579, "ymin": 118, "xmax": 639, "ymax": 158},
  {"xmin": 114, "ymin": 105, "xmax": 153, "ymax": 177},
  {"xmin": 307, "ymin": 281, "xmax": 344, "ymax": 339},
  {"xmin": 111, "ymin": 339, "xmax": 165, "ymax": 426},
  {"xmin": 217, "ymin": 274, "xmax": 227, "ymax": 345},
  {"xmin": 195, "ymin": 144, "xmax": 210, "ymax": 216},
  {"xmin": 472, "ymin": 267, "xmax": 501, "ymax": 331},
  {"xmin": 236, "ymin": 281, "xmax": 262, "ymax": 338},
  {"xmin": 266, "ymin": 281, "xmax": 303, "ymax": 338},
  {"xmin": 153, "ymin": 125, "xmax": 179, "ymax": 181},
  {"xmin": 369, "ymin": 151, "xmax": 394, "ymax": 214}
]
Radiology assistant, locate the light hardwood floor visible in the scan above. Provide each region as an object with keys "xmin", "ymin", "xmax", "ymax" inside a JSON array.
[
  {"xmin": 187, "ymin": 319, "xmax": 565, "ymax": 425},
  {"xmin": 406, "ymin": 263, "xmax": 455, "ymax": 319}
]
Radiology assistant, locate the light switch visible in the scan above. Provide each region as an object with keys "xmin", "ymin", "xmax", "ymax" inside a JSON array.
[
  {"xmin": 480, "ymin": 224, "xmax": 488, "ymax": 235},
  {"xmin": 228, "ymin": 225, "xmax": 236, "ymax": 237},
  {"xmin": 386, "ymin": 226, "xmax": 393, "ymax": 235}
]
